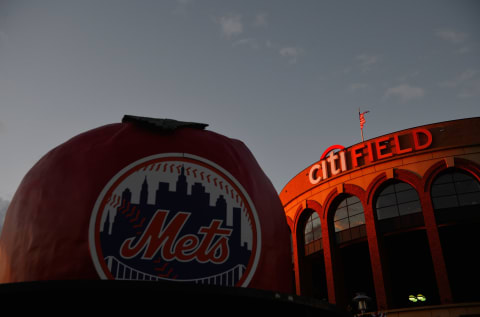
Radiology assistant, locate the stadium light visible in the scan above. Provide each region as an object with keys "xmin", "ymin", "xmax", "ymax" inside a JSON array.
[{"xmin": 408, "ymin": 294, "xmax": 426, "ymax": 303}]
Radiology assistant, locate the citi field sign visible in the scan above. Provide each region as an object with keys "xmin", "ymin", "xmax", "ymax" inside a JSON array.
[{"xmin": 309, "ymin": 128, "xmax": 433, "ymax": 184}]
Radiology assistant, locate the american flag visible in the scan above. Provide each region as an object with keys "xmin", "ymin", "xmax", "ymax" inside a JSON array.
[{"xmin": 359, "ymin": 110, "xmax": 369, "ymax": 130}]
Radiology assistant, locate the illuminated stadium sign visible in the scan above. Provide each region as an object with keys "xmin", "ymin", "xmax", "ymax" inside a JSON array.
[{"xmin": 309, "ymin": 128, "xmax": 433, "ymax": 184}]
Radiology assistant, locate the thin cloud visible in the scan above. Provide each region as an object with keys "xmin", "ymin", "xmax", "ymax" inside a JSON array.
[
  {"xmin": 253, "ymin": 13, "xmax": 268, "ymax": 27},
  {"xmin": 459, "ymin": 80, "xmax": 480, "ymax": 98},
  {"xmin": 348, "ymin": 83, "xmax": 369, "ymax": 93},
  {"xmin": 232, "ymin": 38, "xmax": 259, "ymax": 49},
  {"xmin": 436, "ymin": 29, "xmax": 468, "ymax": 44},
  {"xmin": 439, "ymin": 69, "xmax": 480, "ymax": 98},
  {"xmin": 443, "ymin": 70, "xmax": 480, "ymax": 98},
  {"xmin": 217, "ymin": 15, "xmax": 243, "ymax": 39},
  {"xmin": 279, "ymin": 47, "xmax": 304, "ymax": 64},
  {"xmin": 456, "ymin": 46, "xmax": 471, "ymax": 54},
  {"xmin": 384, "ymin": 84, "xmax": 425, "ymax": 102},
  {"xmin": 355, "ymin": 54, "xmax": 380, "ymax": 71},
  {"xmin": 439, "ymin": 69, "xmax": 477, "ymax": 88}
]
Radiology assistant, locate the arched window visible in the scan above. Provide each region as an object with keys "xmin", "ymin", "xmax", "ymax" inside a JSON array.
[
  {"xmin": 304, "ymin": 211, "xmax": 321, "ymax": 244},
  {"xmin": 333, "ymin": 195, "xmax": 366, "ymax": 244},
  {"xmin": 300, "ymin": 211, "xmax": 328, "ymax": 299},
  {"xmin": 376, "ymin": 181, "xmax": 422, "ymax": 220},
  {"xmin": 375, "ymin": 181, "xmax": 439, "ymax": 307},
  {"xmin": 375, "ymin": 181, "xmax": 423, "ymax": 234},
  {"xmin": 431, "ymin": 170, "xmax": 480, "ymax": 210},
  {"xmin": 303, "ymin": 211, "xmax": 322, "ymax": 255},
  {"xmin": 331, "ymin": 196, "xmax": 374, "ymax": 305},
  {"xmin": 431, "ymin": 169, "xmax": 480, "ymax": 303}
]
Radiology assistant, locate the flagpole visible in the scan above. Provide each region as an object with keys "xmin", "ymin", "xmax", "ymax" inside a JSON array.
[{"xmin": 359, "ymin": 108, "xmax": 364, "ymax": 142}]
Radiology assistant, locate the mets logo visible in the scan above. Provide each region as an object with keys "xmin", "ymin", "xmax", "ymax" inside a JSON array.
[{"xmin": 89, "ymin": 153, "xmax": 261, "ymax": 287}]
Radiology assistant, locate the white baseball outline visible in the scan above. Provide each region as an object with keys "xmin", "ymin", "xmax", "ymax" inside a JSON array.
[{"xmin": 88, "ymin": 152, "xmax": 262, "ymax": 287}]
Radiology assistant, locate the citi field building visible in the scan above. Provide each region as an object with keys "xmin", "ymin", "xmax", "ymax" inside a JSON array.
[{"xmin": 280, "ymin": 117, "xmax": 480, "ymax": 316}]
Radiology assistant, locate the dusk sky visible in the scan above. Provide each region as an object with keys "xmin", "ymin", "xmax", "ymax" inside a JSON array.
[{"xmin": 0, "ymin": 0, "xmax": 479, "ymax": 227}]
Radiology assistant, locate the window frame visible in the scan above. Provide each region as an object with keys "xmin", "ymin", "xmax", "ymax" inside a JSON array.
[
  {"xmin": 332, "ymin": 195, "xmax": 367, "ymax": 245},
  {"xmin": 333, "ymin": 195, "xmax": 365, "ymax": 233},
  {"xmin": 375, "ymin": 181, "xmax": 422, "ymax": 221},
  {"xmin": 303, "ymin": 211, "xmax": 322, "ymax": 245},
  {"xmin": 431, "ymin": 169, "xmax": 480, "ymax": 210}
]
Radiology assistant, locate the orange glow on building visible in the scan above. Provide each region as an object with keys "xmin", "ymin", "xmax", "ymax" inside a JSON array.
[{"xmin": 280, "ymin": 117, "xmax": 480, "ymax": 316}]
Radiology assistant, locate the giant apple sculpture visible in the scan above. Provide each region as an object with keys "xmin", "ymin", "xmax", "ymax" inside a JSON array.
[{"xmin": 0, "ymin": 115, "xmax": 293, "ymax": 294}]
